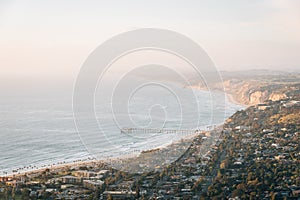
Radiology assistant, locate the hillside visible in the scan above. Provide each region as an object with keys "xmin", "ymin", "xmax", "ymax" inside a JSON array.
[
  {"xmin": 204, "ymin": 93, "xmax": 300, "ymax": 199},
  {"xmin": 191, "ymin": 70, "xmax": 300, "ymax": 105}
]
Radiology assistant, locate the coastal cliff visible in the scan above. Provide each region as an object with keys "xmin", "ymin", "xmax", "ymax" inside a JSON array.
[
  {"xmin": 222, "ymin": 79, "xmax": 296, "ymax": 105},
  {"xmin": 190, "ymin": 70, "xmax": 300, "ymax": 105}
]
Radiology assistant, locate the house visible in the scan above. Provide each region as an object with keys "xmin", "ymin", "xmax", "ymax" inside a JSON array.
[
  {"xmin": 72, "ymin": 170, "xmax": 96, "ymax": 178},
  {"xmin": 102, "ymin": 190, "xmax": 137, "ymax": 200},
  {"xmin": 234, "ymin": 126, "xmax": 250, "ymax": 131},
  {"xmin": 257, "ymin": 104, "xmax": 271, "ymax": 110},
  {"xmin": 83, "ymin": 180, "xmax": 104, "ymax": 190},
  {"xmin": 60, "ymin": 176, "xmax": 82, "ymax": 184},
  {"xmin": 0, "ymin": 177, "xmax": 9, "ymax": 182},
  {"xmin": 98, "ymin": 170, "xmax": 110, "ymax": 177},
  {"xmin": 283, "ymin": 100, "xmax": 300, "ymax": 108},
  {"xmin": 6, "ymin": 180, "xmax": 16, "ymax": 187},
  {"xmin": 271, "ymin": 143, "xmax": 279, "ymax": 148},
  {"xmin": 233, "ymin": 161, "xmax": 242, "ymax": 165}
]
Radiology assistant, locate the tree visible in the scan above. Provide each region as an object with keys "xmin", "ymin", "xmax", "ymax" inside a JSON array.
[
  {"xmin": 107, "ymin": 194, "xmax": 113, "ymax": 200},
  {"xmin": 93, "ymin": 187, "xmax": 100, "ymax": 200},
  {"xmin": 135, "ymin": 185, "xmax": 140, "ymax": 199},
  {"xmin": 231, "ymin": 189, "xmax": 243, "ymax": 198},
  {"xmin": 21, "ymin": 188, "xmax": 30, "ymax": 200}
]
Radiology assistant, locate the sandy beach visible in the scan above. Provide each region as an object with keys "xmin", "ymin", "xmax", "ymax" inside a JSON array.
[
  {"xmin": 5, "ymin": 131, "xmax": 203, "ymax": 178},
  {"xmin": 1, "ymin": 87, "xmax": 245, "ymax": 178}
]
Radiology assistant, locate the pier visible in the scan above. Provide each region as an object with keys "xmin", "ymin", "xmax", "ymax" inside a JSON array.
[{"xmin": 120, "ymin": 127, "xmax": 202, "ymax": 135}]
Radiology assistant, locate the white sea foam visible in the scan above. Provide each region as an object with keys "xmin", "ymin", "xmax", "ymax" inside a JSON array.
[{"xmin": 0, "ymin": 85, "xmax": 244, "ymax": 176}]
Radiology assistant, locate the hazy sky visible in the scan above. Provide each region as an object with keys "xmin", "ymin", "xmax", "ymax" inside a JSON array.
[{"xmin": 0, "ymin": 0, "xmax": 299, "ymax": 79}]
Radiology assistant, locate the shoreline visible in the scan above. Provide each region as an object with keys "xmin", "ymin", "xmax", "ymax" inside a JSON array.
[
  {"xmin": 2, "ymin": 126, "xmax": 225, "ymax": 178},
  {"xmin": 2, "ymin": 88, "xmax": 247, "ymax": 178},
  {"xmin": 1, "ymin": 159, "xmax": 97, "ymax": 178},
  {"xmin": 2, "ymin": 130, "xmax": 208, "ymax": 178},
  {"xmin": 187, "ymin": 84, "xmax": 247, "ymax": 107},
  {"xmin": 225, "ymin": 92, "xmax": 247, "ymax": 107}
]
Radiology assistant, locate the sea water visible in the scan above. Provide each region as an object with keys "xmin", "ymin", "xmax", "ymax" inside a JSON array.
[{"xmin": 0, "ymin": 76, "xmax": 243, "ymax": 176}]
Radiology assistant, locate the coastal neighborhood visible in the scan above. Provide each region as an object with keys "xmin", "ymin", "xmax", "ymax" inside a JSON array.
[
  {"xmin": 2, "ymin": 0, "xmax": 300, "ymax": 199},
  {"xmin": 0, "ymin": 93, "xmax": 299, "ymax": 199}
]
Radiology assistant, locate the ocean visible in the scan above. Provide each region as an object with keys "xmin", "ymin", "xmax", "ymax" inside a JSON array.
[{"xmin": 0, "ymin": 76, "xmax": 244, "ymax": 176}]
